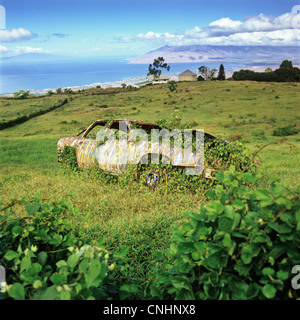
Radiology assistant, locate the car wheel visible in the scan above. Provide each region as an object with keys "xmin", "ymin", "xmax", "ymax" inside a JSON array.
[{"xmin": 146, "ymin": 171, "xmax": 160, "ymax": 188}]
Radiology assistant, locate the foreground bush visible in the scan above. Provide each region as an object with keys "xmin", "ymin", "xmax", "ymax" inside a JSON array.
[
  {"xmin": 0, "ymin": 197, "xmax": 133, "ymax": 300},
  {"xmin": 2, "ymin": 169, "xmax": 299, "ymax": 300},
  {"xmin": 150, "ymin": 168, "xmax": 300, "ymax": 300}
]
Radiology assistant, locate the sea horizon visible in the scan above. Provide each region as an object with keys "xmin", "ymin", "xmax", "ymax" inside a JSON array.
[
  {"xmin": 1, "ymin": 55, "xmax": 299, "ymax": 97},
  {"xmin": 0, "ymin": 57, "xmax": 286, "ymax": 97}
]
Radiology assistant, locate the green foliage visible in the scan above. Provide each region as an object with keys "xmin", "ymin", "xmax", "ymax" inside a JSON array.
[
  {"xmin": 148, "ymin": 57, "xmax": 170, "ymax": 79},
  {"xmin": 168, "ymin": 80, "xmax": 177, "ymax": 92},
  {"xmin": 233, "ymin": 60, "xmax": 300, "ymax": 82},
  {"xmin": 217, "ymin": 64, "xmax": 226, "ymax": 81},
  {"xmin": 280, "ymin": 60, "xmax": 293, "ymax": 70},
  {"xmin": 13, "ymin": 90, "xmax": 29, "ymax": 100},
  {"xmin": 198, "ymin": 66, "xmax": 217, "ymax": 81},
  {"xmin": 0, "ymin": 196, "xmax": 125, "ymax": 300},
  {"xmin": 272, "ymin": 125, "xmax": 299, "ymax": 137},
  {"xmin": 59, "ymin": 146, "xmax": 79, "ymax": 173},
  {"xmin": 150, "ymin": 169, "xmax": 300, "ymax": 300},
  {"xmin": 0, "ymin": 98, "xmax": 68, "ymax": 131}
]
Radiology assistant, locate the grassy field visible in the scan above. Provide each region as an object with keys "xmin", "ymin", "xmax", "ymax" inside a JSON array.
[{"xmin": 0, "ymin": 80, "xmax": 299, "ymax": 293}]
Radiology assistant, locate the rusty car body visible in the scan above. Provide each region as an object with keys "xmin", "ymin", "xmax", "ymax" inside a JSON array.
[{"xmin": 57, "ymin": 119, "xmax": 224, "ymax": 178}]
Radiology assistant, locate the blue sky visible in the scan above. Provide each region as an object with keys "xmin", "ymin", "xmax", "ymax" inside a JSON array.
[{"xmin": 0, "ymin": 0, "xmax": 299, "ymax": 58}]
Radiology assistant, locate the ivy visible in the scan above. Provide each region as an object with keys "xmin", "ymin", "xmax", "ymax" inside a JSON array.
[
  {"xmin": 0, "ymin": 197, "xmax": 132, "ymax": 300},
  {"xmin": 150, "ymin": 168, "xmax": 300, "ymax": 300}
]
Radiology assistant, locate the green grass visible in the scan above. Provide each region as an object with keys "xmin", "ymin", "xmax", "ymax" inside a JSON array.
[
  {"xmin": 0, "ymin": 95, "xmax": 66, "ymax": 124},
  {"xmin": 0, "ymin": 80, "xmax": 299, "ymax": 285}
]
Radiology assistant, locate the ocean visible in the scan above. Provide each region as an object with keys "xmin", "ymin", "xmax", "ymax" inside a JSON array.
[{"xmin": 0, "ymin": 58, "xmax": 243, "ymax": 96}]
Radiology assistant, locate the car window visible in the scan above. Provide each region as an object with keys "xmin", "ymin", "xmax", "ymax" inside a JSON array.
[{"xmin": 85, "ymin": 124, "xmax": 107, "ymax": 139}]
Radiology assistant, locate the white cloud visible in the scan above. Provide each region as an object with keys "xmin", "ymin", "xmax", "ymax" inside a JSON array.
[
  {"xmin": 135, "ymin": 11, "xmax": 300, "ymax": 46},
  {"xmin": 14, "ymin": 46, "xmax": 50, "ymax": 54},
  {"xmin": 209, "ymin": 17, "xmax": 243, "ymax": 29},
  {"xmin": 0, "ymin": 45, "xmax": 8, "ymax": 52},
  {"xmin": 0, "ymin": 28, "xmax": 36, "ymax": 42}
]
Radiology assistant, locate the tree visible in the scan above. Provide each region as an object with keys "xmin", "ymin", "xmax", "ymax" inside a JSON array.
[
  {"xmin": 198, "ymin": 66, "xmax": 217, "ymax": 80},
  {"xmin": 168, "ymin": 80, "xmax": 177, "ymax": 92},
  {"xmin": 13, "ymin": 90, "xmax": 29, "ymax": 99},
  {"xmin": 280, "ymin": 60, "xmax": 293, "ymax": 69},
  {"xmin": 56, "ymin": 88, "xmax": 62, "ymax": 94},
  {"xmin": 217, "ymin": 64, "xmax": 226, "ymax": 80},
  {"xmin": 148, "ymin": 57, "xmax": 170, "ymax": 80},
  {"xmin": 265, "ymin": 67, "xmax": 272, "ymax": 73}
]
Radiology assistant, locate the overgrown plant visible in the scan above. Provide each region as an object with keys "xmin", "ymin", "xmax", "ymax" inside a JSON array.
[
  {"xmin": 0, "ymin": 196, "xmax": 137, "ymax": 300},
  {"xmin": 150, "ymin": 168, "xmax": 300, "ymax": 300}
]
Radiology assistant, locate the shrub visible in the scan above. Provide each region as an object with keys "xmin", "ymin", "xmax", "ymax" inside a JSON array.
[
  {"xmin": 0, "ymin": 197, "xmax": 123, "ymax": 300},
  {"xmin": 272, "ymin": 125, "xmax": 299, "ymax": 137},
  {"xmin": 0, "ymin": 98, "xmax": 68, "ymax": 131},
  {"xmin": 13, "ymin": 90, "xmax": 29, "ymax": 99},
  {"xmin": 150, "ymin": 168, "xmax": 300, "ymax": 300},
  {"xmin": 60, "ymin": 146, "xmax": 78, "ymax": 172},
  {"xmin": 168, "ymin": 81, "xmax": 177, "ymax": 92}
]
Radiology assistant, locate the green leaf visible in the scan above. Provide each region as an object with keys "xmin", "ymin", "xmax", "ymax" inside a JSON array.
[
  {"xmin": 268, "ymin": 221, "xmax": 292, "ymax": 234},
  {"xmin": 276, "ymin": 270, "xmax": 289, "ymax": 281},
  {"xmin": 262, "ymin": 284, "xmax": 277, "ymax": 299},
  {"xmin": 241, "ymin": 245, "xmax": 253, "ymax": 264},
  {"xmin": 120, "ymin": 284, "xmax": 138, "ymax": 294},
  {"xmin": 171, "ymin": 276, "xmax": 190, "ymax": 290},
  {"xmin": 38, "ymin": 286, "xmax": 58, "ymax": 300},
  {"xmin": 194, "ymin": 242, "xmax": 206, "ymax": 255},
  {"xmin": 242, "ymin": 172, "xmax": 257, "ymax": 183},
  {"xmin": 246, "ymin": 283, "xmax": 260, "ymax": 299},
  {"xmin": 20, "ymin": 256, "xmax": 31, "ymax": 272},
  {"xmin": 205, "ymin": 201, "xmax": 224, "ymax": 215},
  {"xmin": 67, "ymin": 254, "xmax": 80, "ymax": 270},
  {"xmin": 37, "ymin": 251, "xmax": 48, "ymax": 266},
  {"xmin": 56, "ymin": 260, "xmax": 68, "ymax": 269},
  {"xmin": 222, "ymin": 233, "xmax": 231, "ymax": 247},
  {"xmin": 218, "ymin": 217, "xmax": 233, "ymax": 231},
  {"xmin": 60, "ymin": 291, "xmax": 71, "ymax": 300},
  {"xmin": 167, "ymin": 243, "xmax": 178, "ymax": 257},
  {"xmin": 84, "ymin": 259, "xmax": 103, "ymax": 289},
  {"xmin": 12, "ymin": 225, "xmax": 22, "ymax": 237},
  {"xmin": 8, "ymin": 283, "xmax": 25, "ymax": 300},
  {"xmin": 191, "ymin": 251, "xmax": 201, "ymax": 261},
  {"xmin": 296, "ymin": 211, "xmax": 300, "ymax": 231},
  {"xmin": 178, "ymin": 241, "xmax": 196, "ymax": 254},
  {"xmin": 157, "ymin": 272, "xmax": 170, "ymax": 284},
  {"xmin": 253, "ymin": 190, "xmax": 272, "ymax": 201},
  {"xmin": 4, "ymin": 250, "xmax": 20, "ymax": 261},
  {"xmin": 262, "ymin": 267, "xmax": 275, "ymax": 276},
  {"xmin": 272, "ymin": 245, "xmax": 286, "ymax": 260},
  {"xmin": 232, "ymin": 199, "xmax": 244, "ymax": 210},
  {"xmin": 25, "ymin": 202, "xmax": 41, "ymax": 215},
  {"xmin": 205, "ymin": 250, "xmax": 228, "ymax": 269},
  {"xmin": 50, "ymin": 273, "xmax": 67, "ymax": 285}
]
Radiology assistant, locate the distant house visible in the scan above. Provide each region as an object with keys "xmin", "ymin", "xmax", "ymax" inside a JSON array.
[
  {"xmin": 134, "ymin": 74, "xmax": 170, "ymax": 88},
  {"xmin": 146, "ymin": 74, "xmax": 170, "ymax": 84},
  {"xmin": 179, "ymin": 70, "xmax": 197, "ymax": 82},
  {"xmin": 134, "ymin": 80, "xmax": 152, "ymax": 88}
]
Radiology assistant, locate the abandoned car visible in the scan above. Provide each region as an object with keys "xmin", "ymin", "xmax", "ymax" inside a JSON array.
[{"xmin": 57, "ymin": 119, "xmax": 227, "ymax": 184}]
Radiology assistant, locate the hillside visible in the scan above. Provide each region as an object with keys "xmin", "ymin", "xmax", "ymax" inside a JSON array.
[
  {"xmin": 129, "ymin": 45, "xmax": 300, "ymax": 66},
  {"xmin": 0, "ymin": 80, "xmax": 299, "ymax": 300}
]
